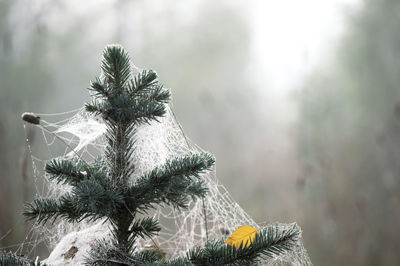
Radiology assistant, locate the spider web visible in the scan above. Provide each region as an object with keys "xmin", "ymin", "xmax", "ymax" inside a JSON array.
[{"xmin": 21, "ymin": 87, "xmax": 312, "ymax": 265}]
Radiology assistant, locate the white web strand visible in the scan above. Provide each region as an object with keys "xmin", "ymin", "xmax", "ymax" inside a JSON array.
[{"xmin": 24, "ymin": 105, "xmax": 312, "ymax": 266}]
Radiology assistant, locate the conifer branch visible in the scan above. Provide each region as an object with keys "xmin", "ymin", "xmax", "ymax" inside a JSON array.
[
  {"xmin": 24, "ymin": 193, "xmax": 106, "ymax": 225},
  {"xmin": 45, "ymin": 158, "xmax": 87, "ymax": 186},
  {"xmin": 88, "ymin": 78, "xmax": 111, "ymax": 98},
  {"xmin": 0, "ymin": 252, "xmax": 38, "ymax": 266},
  {"xmin": 128, "ymin": 69, "xmax": 158, "ymax": 96},
  {"xmin": 24, "ymin": 198, "xmax": 60, "ymax": 225},
  {"xmin": 188, "ymin": 225, "xmax": 300, "ymax": 265},
  {"xmin": 126, "ymin": 153, "xmax": 214, "ymax": 213},
  {"xmin": 101, "ymin": 45, "xmax": 131, "ymax": 89},
  {"xmin": 73, "ymin": 179, "xmax": 124, "ymax": 219},
  {"xmin": 86, "ymin": 240, "xmax": 135, "ymax": 266},
  {"xmin": 128, "ymin": 217, "xmax": 161, "ymax": 240},
  {"xmin": 133, "ymin": 249, "xmax": 164, "ymax": 264}
]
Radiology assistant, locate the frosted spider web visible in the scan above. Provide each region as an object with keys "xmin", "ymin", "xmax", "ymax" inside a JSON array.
[
  {"xmin": 21, "ymin": 88, "xmax": 312, "ymax": 266},
  {"xmin": 22, "ymin": 106, "xmax": 312, "ymax": 265}
]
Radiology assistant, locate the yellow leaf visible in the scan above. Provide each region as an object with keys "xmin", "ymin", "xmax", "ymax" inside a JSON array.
[{"xmin": 225, "ymin": 225, "xmax": 259, "ymax": 248}]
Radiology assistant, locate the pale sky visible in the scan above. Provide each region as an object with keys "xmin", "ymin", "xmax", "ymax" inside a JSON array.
[{"xmin": 248, "ymin": 0, "xmax": 361, "ymax": 99}]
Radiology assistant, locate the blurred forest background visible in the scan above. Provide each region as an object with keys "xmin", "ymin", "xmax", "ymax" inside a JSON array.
[{"xmin": 1, "ymin": 0, "xmax": 399, "ymax": 265}]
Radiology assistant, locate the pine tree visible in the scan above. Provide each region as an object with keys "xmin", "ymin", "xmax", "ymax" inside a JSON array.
[{"xmin": 2, "ymin": 45, "xmax": 302, "ymax": 265}]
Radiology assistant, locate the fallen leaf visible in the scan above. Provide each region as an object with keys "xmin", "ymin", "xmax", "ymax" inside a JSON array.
[{"xmin": 225, "ymin": 225, "xmax": 259, "ymax": 248}]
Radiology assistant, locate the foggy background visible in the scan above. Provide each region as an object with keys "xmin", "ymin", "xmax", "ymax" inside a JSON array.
[{"xmin": 1, "ymin": 0, "xmax": 399, "ymax": 265}]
